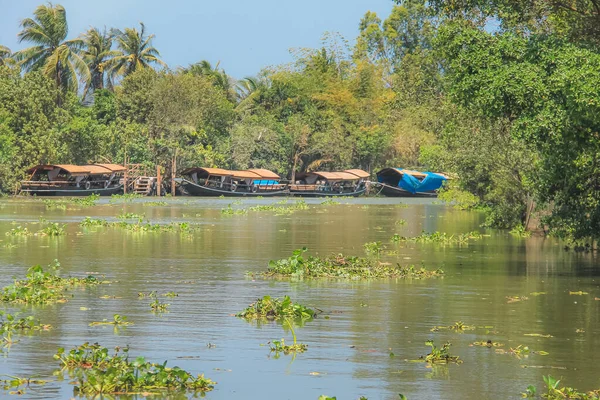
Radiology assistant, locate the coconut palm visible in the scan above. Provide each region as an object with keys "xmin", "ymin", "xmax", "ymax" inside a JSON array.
[
  {"xmin": 0, "ymin": 45, "xmax": 13, "ymax": 67},
  {"xmin": 13, "ymin": 3, "xmax": 89, "ymax": 92},
  {"xmin": 107, "ymin": 22, "xmax": 165, "ymax": 78},
  {"xmin": 183, "ymin": 60, "xmax": 236, "ymax": 102},
  {"xmin": 78, "ymin": 27, "xmax": 119, "ymax": 97}
]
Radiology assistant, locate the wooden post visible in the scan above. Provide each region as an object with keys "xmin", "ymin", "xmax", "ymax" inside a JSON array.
[
  {"xmin": 171, "ymin": 149, "xmax": 177, "ymax": 196},
  {"xmin": 123, "ymin": 154, "xmax": 128, "ymax": 194},
  {"xmin": 156, "ymin": 165, "xmax": 161, "ymax": 197}
]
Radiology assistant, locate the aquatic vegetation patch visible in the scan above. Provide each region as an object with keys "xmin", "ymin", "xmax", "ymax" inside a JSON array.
[
  {"xmin": 471, "ymin": 340, "xmax": 504, "ymax": 348},
  {"xmin": 320, "ymin": 199, "xmax": 340, "ymax": 205},
  {"xmin": 5, "ymin": 226, "xmax": 32, "ymax": 236},
  {"xmin": 0, "ymin": 261, "xmax": 104, "ymax": 305},
  {"xmin": 363, "ymin": 241, "xmax": 384, "ymax": 257},
  {"xmin": 79, "ymin": 217, "xmax": 109, "ymax": 227},
  {"xmin": 54, "ymin": 343, "xmax": 215, "ymax": 395},
  {"xmin": 143, "ymin": 200, "xmax": 168, "ymax": 206},
  {"xmin": 262, "ymin": 248, "xmax": 444, "ymax": 279},
  {"xmin": 223, "ymin": 200, "xmax": 310, "ymax": 216},
  {"xmin": 0, "ymin": 311, "xmax": 51, "ymax": 334},
  {"xmin": 431, "ymin": 321, "xmax": 475, "ymax": 332},
  {"xmin": 510, "ymin": 224, "xmax": 532, "ymax": 237},
  {"xmin": 221, "ymin": 204, "xmax": 248, "ymax": 216},
  {"xmin": 236, "ymin": 295, "xmax": 314, "ymax": 322},
  {"xmin": 521, "ymin": 376, "xmax": 598, "ymax": 400},
  {"xmin": 507, "ymin": 296, "xmax": 529, "ymax": 303},
  {"xmin": 495, "ymin": 345, "xmax": 548, "ymax": 358},
  {"xmin": 38, "ymin": 222, "xmax": 66, "ymax": 236},
  {"xmin": 269, "ymin": 318, "xmax": 307, "ymax": 356},
  {"xmin": 392, "ymin": 231, "xmax": 483, "ymax": 244},
  {"xmin": 116, "ymin": 211, "xmax": 145, "ymax": 220},
  {"xmin": 0, "ymin": 377, "xmax": 49, "ymax": 395},
  {"xmin": 569, "ymin": 291, "xmax": 589, "ymax": 295},
  {"xmin": 43, "ymin": 194, "xmax": 99, "ymax": 209},
  {"xmin": 89, "ymin": 314, "xmax": 132, "ymax": 327},
  {"xmin": 416, "ymin": 340, "xmax": 462, "ymax": 364},
  {"xmin": 109, "ymin": 193, "xmax": 144, "ymax": 203}
]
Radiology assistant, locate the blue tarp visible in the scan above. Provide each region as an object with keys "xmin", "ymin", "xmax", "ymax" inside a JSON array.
[
  {"xmin": 398, "ymin": 171, "xmax": 447, "ymax": 194},
  {"xmin": 252, "ymin": 180, "xmax": 279, "ymax": 185}
]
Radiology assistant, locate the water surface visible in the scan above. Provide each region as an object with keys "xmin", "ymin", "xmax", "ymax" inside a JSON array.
[{"xmin": 0, "ymin": 197, "xmax": 598, "ymax": 399}]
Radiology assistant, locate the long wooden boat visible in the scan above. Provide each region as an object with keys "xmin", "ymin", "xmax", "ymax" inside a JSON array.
[
  {"xmin": 376, "ymin": 168, "xmax": 448, "ymax": 197},
  {"xmin": 20, "ymin": 164, "xmax": 125, "ymax": 196},
  {"xmin": 179, "ymin": 167, "xmax": 288, "ymax": 197},
  {"xmin": 288, "ymin": 169, "xmax": 369, "ymax": 197}
]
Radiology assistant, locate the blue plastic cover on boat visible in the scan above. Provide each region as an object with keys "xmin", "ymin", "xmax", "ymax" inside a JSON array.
[
  {"xmin": 252, "ymin": 180, "xmax": 279, "ymax": 185},
  {"xmin": 398, "ymin": 171, "xmax": 447, "ymax": 194}
]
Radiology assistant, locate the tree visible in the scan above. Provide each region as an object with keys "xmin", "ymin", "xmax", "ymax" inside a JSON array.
[
  {"xmin": 78, "ymin": 27, "xmax": 119, "ymax": 98},
  {"xmin": 183, "ymin": 60, "xmax": 236, "ymax": 102},
  {"xmin": 0, "ymin": 46, "xmax": 13, "ymax": 67},
  {"xmin": 14, "ymin": 3, "xmax": 89, "ymax": 93},
  {"xmin": 107, "ymin": 22, "xmax": 165, "ymax": 78}
]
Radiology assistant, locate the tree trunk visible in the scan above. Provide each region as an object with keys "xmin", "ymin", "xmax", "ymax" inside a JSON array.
[
  {"xmin": 171, "ymin": 149, "xmax": 177, "ymax": 196},
  {"xmin": 291, "ymin": 152, "xmax": 299, "ymax": 183}
]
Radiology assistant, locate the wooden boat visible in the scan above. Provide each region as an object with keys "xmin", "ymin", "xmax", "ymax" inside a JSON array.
[
  {"xmin": 288, "ymin": 169, "xmax": 369, "ymax": 197},
  {"xmin": 20, "ymin": 164, "xmax": 125, "ymax": 196},
  {"xmin": 376, "ymin": 168, "xmax": 448, "ymax": 197},
  {"xmin": 179, "ymin": 167, "xmax": 288, "ymax": 197}
]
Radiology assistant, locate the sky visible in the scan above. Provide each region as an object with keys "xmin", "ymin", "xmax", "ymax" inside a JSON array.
[{"xmin": 0, "ymin": 0, "xmax": 394, "ymax": 78}]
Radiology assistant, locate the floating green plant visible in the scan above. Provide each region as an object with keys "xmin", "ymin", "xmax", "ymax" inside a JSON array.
[
  {"xmin": 471, "ymin": 340, "xmax": 504, "ymax": 348},
  {"xmin": 80, "ymin": 217, "xmax": 109, "ymax": 227},
  {"xmin": 431, "ymin": 321, "xmax": 475, "ymax": 332},
  {"xmin": 110, "ymin": 193, "xmax": 144, "ymax": 203},
  {"xmin": 496, "ymin": 345, "xmax": 548, "ymax": 358},
  {"xmin": 5, "ymin": 226, "xmax": 32, "ymax": 236},
  {"xmin": 0, "ymin": 261, "xmax": 104, "ymax": 305},
  {"xmin": 269, "ymin": 318, "xmax": 307, "ymax": 355},
  {"xmin": 418, "ymin": 340, "xmax": 462, "ymax": 364},
  {"xmin": 320, "ymin": 199, "xmax": 340, "ymax": 205},
  {"xmin": 395, "ymin": 219, "xmax": 407, "ymax": 226},
  {"xmin": 262, "ymin": 248, "xmax": 444, "ymax": 279},
  {"xmin": 0, "ymin": 376, "xmax": 48, "ymax": 395},
  {"xmin": 236, "ymin": 295, "xmax": 314, "ymax": 322},
  {"xmin": 143, "ymin": 201, "xmax": 168, "ymax": 206},
  {"xmin": 510, "ymin": 224, "xmax": 532, "ymax": 238},
  {"xmin": 221, "ymin": 204, "xmax": 248, "ymax": 216},
  {"xmin": 363, "ymin": 241, "xmax": 384, "ymax": 257},
  {"xmin": 0, "ymin": 311, "xmax": 51, "ymax": 335},
  {"xmin": 116, "ymin": 211, "xmax": 145, "ymax": 220},
  {"xmin": 38, "ymin": 222, "xmax": 66, "ymax": 236},
  {"xmin": 89, "ymin": 314, "xmax": 132, "ymax": 327},
  {"xmin": 522, "ymin": 375, "xmax": 600, "ymax": 399},
  {"xmin": 392, "ymin": 231, "xmax": 483, "ymax": 244},
  {"xmin": 54, "ymin": 343, "xmax": 215, "ymax": 395},
  {"xmin": 507, "ymin": 296, "xmax": 529, "ymax": 303},
  {"xmin": 43, "ymin": 194, "xmax": 99, "ymax": 209},
  {"xmin": 163, "ymin": 291, "xmax": 178, "ymax": 298},
  {"xmin": 150, "ymin": 297, "xmax": 169, "ymax": 312}
]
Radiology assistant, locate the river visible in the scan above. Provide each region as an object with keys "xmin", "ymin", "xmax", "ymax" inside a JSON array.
[{"xmin": 0, "ymin": 197, "xmax": 598, "ymax": 399}]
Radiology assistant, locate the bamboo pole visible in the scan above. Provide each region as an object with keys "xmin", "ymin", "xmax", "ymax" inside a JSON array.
[{"xmin": 156, "ymin": 165, "xmax": 161, "ymax": 197}]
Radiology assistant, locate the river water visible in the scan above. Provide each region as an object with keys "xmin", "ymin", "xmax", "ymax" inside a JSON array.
[{"xmin": 0, "ymin": 197, "xmax": 598, "ymax": 399}]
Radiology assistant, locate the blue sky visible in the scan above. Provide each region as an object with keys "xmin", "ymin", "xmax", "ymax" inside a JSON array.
[{"xmin": 0, "ymin": 0, "xmax": 394, "ymax": 78}]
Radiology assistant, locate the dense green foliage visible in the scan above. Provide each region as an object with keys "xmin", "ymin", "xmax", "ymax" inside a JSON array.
[
  {"xmin": 55, "ymin": 343, "xmax": 215, "ymax": 395},
  {"xmin": 236, "ymin": 295, "xmax": 314, "ymax": 321},
  {"xmin": 1, "ymin": 2, "xmax": 600, "ymax": 242}
]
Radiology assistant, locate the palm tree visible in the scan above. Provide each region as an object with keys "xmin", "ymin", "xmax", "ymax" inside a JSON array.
[
  {"xmin": 13, "ymin": 3, "xmax": 89, "ymax": 92},
  {"xmin": 236, "ymin": 75, "xmax": 269, "ymax": 111},
  {"xmin": 0, "ymin": 45, "xmax": 13, "ymax": 67},
  {"xmin": 183, "ymin": 60, "xmax": 236, "ymax": 102},
  {"xmin": 78, "ymin": 27, "xmax": 119, "ymax": 98},
  {"xmin": 107, "ymin": 22, "xmax": 165, "ymax": 78}
]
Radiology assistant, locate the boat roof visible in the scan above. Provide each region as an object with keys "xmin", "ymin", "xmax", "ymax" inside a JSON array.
[
  {"xmin": 181, "ymin": 167, "xmax": 232, "ymax": 177},
  {"xmin": 299, "ymin": 171, "xmax": 361, "ymax": 181},
  {"xmin": 344, "ymin": 169, "xmax": 370, "ymax": 179},
  {"xmin": 230, "ymin": 170, "xmax": 262, "ymax": 179},
  {"xmin": 247, "ymin": 168, "xmax": 280, "ymax": 179},
  {"xmin": 94, "ymin": 163, "xmax": 126, "ymax": 172},
  {"xmin": 26, "ymin": 164, "xmax": 92, "ymax": 176},
  {"xmin": 83, "ymin": 165, "xmax": 115, "ymax": 175}
]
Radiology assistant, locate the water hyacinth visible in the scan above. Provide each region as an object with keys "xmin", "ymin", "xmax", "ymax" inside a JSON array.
[{"xmin": 262, "ymin": 248, "xmax": 444, "ymax": 279}]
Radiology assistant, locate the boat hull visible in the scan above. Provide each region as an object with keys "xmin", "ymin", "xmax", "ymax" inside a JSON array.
[
  {"xmin": 288, "ymin": 188, "xmax": 366, "ymax": 197},
  {"xmin": 20, "ymin": 184, "xmax": 124, "ymax": 197},
  {"xmin": 180, "ymin": 179, "xmax": 288, "ymax": 197},
  {"xmin": 379, "ymin": 184, "xmax": 438, "ymax": 198}
]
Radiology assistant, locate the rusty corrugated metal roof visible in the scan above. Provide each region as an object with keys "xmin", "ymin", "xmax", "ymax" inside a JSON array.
[
  {"xmin": 344, "ymin": 169, "xmax": 370, "ymax": 179},
  {"xmin": 246, "ymin": 169, "xmax": 280, "ymax": 179}
]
